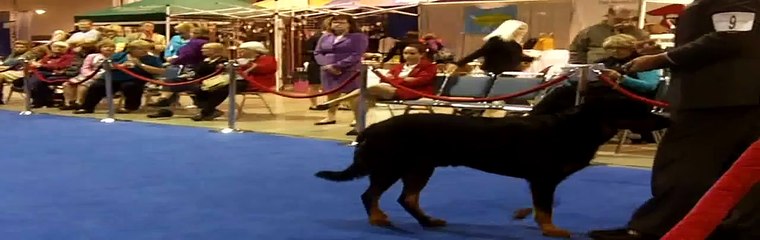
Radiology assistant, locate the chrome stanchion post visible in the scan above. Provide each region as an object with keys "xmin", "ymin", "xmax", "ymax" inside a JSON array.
[
  {"xmin": 19, "ymin": 59, "xmax": 32, "ymax": 116},
  {"xmin": 356, "ymin": 65, "xmax": 369, "ymax": 133},
  {"xmin": 218, "ymin": 46, "xmax": 241, "ymax": 134},
  {"xmin": 101, "ymin": 60, "xmax": 116, "ymax": 123},
  {"xmin": 575, "ymin": 65, "xmax": 590, "ymax": 105},
  {"xmin": 347, "ymin": 65, "xmax": 369, "ymax": 146}
]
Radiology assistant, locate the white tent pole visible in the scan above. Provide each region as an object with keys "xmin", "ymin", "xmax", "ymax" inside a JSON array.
[
  {"xmin": 638, "ymin": 1, "xmax": 647, "ymax": 28},
  {"xmin": 165, "ymin": 5, "xmax": 172, "ymax": 40},
  {"xmin": 274, "ymin": 0, "xmax": 283, "ymax": 91}
]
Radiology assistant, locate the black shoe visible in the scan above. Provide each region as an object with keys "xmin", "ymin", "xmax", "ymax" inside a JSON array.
[
  {"xmin": 311, "ymin": 103, "xmax": 331, "ymax": 111},
  {"xmin": 191, "ymin": 110, "xmax": 224, "ymax": 121},
  {"xmin": 59, "ymin": 103, "xmax": 80, "ymax": 110},
  {"xmin": 147, "ymin": 109, "xmax": 174, "ymax": 118},
  {"xmin": 147, "ymin": 98, "xmax": 172, "ymax": 107},
  {"xmin": 588, "ymin": 228, "xmax": 656, "ymax": 240},
  {"xmin": 314, "ymin": 120, "xmax": 336, "ymax": 125},
  {"xmin": 346, "ymin": 129, "xmax": 359, "ymax": 136}
]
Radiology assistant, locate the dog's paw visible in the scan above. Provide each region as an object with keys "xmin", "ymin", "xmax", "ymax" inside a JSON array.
[
  {"xmin": 369, "ymin": 218, "xmax": 392, "ymax": 227},
  {"xmin": 541, "ymin": 225, "xmax": 572, "ymax": 238},
  {"xmin": 421, "ymin": 218, "xmax": 447, "ymax": 228},
  {"xmin": 513, "ymin": 208, "xmax": 533, "ymax": 220}
]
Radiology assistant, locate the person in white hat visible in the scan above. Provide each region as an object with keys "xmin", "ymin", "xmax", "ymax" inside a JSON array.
[{"xmin": 237, "ymin": 41, "xmax": 277, "ymax": 93}]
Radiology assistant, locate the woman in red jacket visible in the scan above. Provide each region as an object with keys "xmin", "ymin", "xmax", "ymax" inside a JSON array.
[
  {"xmin": 315, "ymin": 43, "xmax": 438, "ymax": 135},
  {"xmin": 239, "ymin": 41, "xmax": 277, "ymax": 91}
]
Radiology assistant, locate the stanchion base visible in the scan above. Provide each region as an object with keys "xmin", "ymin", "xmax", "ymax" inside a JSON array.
[
  {"xmin": 99, "ymin": 118, "xmax": 132, "ymax": 123},
  {"xmin": 211, "ymin": 128, "xmax": 244, "ymax": 134},
  {"xmin": 18, "ymin": 111, "xmax": 32, "ymax": 116}
]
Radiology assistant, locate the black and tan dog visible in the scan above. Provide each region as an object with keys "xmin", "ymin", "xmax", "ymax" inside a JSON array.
[{"xmin": 315, "ymin": 99, "xmax": 669, "ymax": 238}]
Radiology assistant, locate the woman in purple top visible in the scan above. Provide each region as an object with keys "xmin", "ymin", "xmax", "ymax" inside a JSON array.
[
  {"xmin": 313, "ymin": 15, "xmax": 368, "ymax": 125},
  {"xmin": 170, "ymin": 27, "xmax": 210, "ymax": 68},
  {"xmin": 146, "ymin": 27, "xmax": 211, "ymax": 116}
]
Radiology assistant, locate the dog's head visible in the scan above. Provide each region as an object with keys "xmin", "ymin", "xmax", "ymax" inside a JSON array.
[{"xmin": 575, "ymin": 98, "xmax": 670, "ymax": 133}]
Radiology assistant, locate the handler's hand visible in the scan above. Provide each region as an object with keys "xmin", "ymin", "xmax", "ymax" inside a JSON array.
[
  {"xmin": 623, "ymin": 54, "xmax": 670, "ymax": 73},
  {"xmin": 634, "ymin": 39, "xmax": 663, "ymax": 55},
  {"xmin": 600, "ymin": 69, "xmax": 622, "ymax": 82}
]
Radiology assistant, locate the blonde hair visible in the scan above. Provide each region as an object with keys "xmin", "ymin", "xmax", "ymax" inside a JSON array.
[
  {"xmin": 97, "ymin": 39, "xmax": 116, "ymax": 49},
  {"xmin": 602, "ymin": 34, "xmax": 637, "ymax": 49},
  {"xmin": 203, "ymin": 42, "xmax": 225, "ymax": 53},
  {"xmin": 174, "ymin": 22, "xmax": 194, "ymax": 33},
  {"xmin": 192, "ymin": 26, "xmax": 210, "ymax": 38},
  {"xmin": 483, "ymin": 20, "xmax": 529, "ymax": 42},
  {"xmin": 126, "ymin": 39, "xmax": 152, "ymax": 51}
]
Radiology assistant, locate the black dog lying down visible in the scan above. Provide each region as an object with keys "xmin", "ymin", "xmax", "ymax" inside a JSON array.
[{"xmin": 315, "ymin": 99, "xmax": 669, "ymax": 238}]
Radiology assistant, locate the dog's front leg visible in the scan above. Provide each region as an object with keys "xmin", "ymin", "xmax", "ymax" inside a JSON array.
[{"xmin": 529, "ymin": 181, "xmax": 571, "ymax": 238}]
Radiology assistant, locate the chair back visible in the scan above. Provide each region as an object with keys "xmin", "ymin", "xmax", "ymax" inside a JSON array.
[
  {"xmin": 164, "ymin": 65, "xmax": 183, "ymax": 80},
  {"xmin": 654, "ymin": 80, "xmax": 669, "ymax": 101},
  {"xmin": 442, "ymin": 76, "xmax": 493, "ymax": 98},
  {"xmin": 488, "ymin": 77, "xmax": 544, "ymax": 104}
]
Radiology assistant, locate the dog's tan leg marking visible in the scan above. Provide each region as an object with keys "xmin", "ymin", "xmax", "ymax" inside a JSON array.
[
  {"xmin": 362, "ymin": 174, "xmax": 399, "ymax": 226},
  {"xmin": 529, "ymin": 181, "xmax": 571, "ymax": 238},
  {"xmin": 513, "ymin": 207, "xmax": 533, "ymax": 220},
  {"xmin": 398, "ymin": 168, "xmax": 446, "ymax": 228},
  {"xmin": 535, "ymin": 209, "xmax": 571, "ymax": 238}
]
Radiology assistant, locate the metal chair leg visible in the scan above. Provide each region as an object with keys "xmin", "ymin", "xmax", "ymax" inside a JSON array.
[
  {"xmin": 236, "ymin": 93, "xmax": 248, "ymax": 120},
  {"xmin": 256, "ymin": 93, "xmax": 274, "ymax": 115},
  {"xmin": 386, "ymin": 104, "xmax": 395, "ymax": 117},
  {"xmin": 615, "ymin": 130, "xmax": 630, "ymax": 154}
]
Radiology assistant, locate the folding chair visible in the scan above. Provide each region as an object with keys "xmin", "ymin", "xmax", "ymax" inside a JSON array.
[
  {"xmin": 236, "ymin": 91, "xmax": 274, "ymax": 119},
  {"xmin": 378, "ymin": 74, "xmax": 452, "ymax": 116},
  {"xmin": 615, "ymin": 80, "xmax": 669, "ymax": 153}
]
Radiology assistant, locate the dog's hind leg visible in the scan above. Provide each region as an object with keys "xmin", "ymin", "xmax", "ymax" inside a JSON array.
[
  {"xmin": 529, "ymin": 181, "xmax": 571, "ymax": 238},
  {"xmin": 361, "ymin": 173, "xmax": 400, "ymax": 226},
  {"xmin": 397, "ymin": 168, "xmax": 447, "ymax": 228}
]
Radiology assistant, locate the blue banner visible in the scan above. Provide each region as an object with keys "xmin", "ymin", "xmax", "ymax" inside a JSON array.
[{"xmin": 464, "ymin": 5, "xmax": 518, "ymax": 34}]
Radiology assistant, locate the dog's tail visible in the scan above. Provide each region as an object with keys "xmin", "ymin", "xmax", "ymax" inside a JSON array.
[
  {"xmin": 315, "ymin": 136, "xmax": 371, "ymax": 182},
  {"xmin": 314, "ymin": 162, "xmax": 368, "ymax": 182}
]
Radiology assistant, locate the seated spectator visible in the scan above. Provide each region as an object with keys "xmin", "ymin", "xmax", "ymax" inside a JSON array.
[
  {"xmin": 147, "ymin": 26, "xmax": 210, "ymax": 111},
  {"xmin": 127, "ymin": 22, "xmax": 167, "ymax": 56},
  {"xmin": 148, "ymin": 42, "xmax": 228, "ymax": 119},
  {"xmin": 238, "ymin": 41, "xmax": 277, "ymax": 91},
  {"xmin": 530, "ymin": 34, "xmax": 660, "ymax": 143},
  {"xmin": 74, "ymin": 40, "xmax": 165, "ymax": 114},
  {"xmin": 67, "ymin": 19, "xmax": 100, "ymax": 45},
  {"xmin": 0, "ymin": 40, "xmax": 31, "ymax": 103},
  {"xmin": 27, "ymin": 41, "xmax": 76, "ymax": 108},
  {"xmin": 315, "ymin": 43, "xmax": 437, "ymax": 135},
  {"xmin": 164, "ymin": 22, "xmax": 194, "ymax": 61},
  {"xmin": 188, "ymin": 43, "xmax": 231, "ymax": 121},
  {"xmin": 61, "ymin": 40, "xmax": 115, "ymax": 110},
  {"xmin": 100, "ymin": 25, "xmax": 128, "ymax": 52}
]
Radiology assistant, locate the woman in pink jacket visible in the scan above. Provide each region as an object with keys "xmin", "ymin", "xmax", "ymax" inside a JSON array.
[{"xmin": 60, "ymin": 40, "xmax": 116, "ymax": 110}]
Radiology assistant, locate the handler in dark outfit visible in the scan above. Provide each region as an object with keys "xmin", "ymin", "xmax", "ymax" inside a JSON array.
[{"xmin": 590, "ymin": 0, "xmax": 760, "ymax": 239}]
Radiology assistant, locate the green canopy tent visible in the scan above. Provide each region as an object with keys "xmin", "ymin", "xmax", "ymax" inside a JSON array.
[{"xmin": 74, "ymin": 0, "xmax": 262, "ymax": 23}]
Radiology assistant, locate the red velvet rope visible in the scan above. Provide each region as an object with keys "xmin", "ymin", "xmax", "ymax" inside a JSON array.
[
  {"xmin": 598, "ymin": 75, "xmax": 670, "ymax": 108},
  {"xmin": 112, "ymin": 64, "xmax": 223, "ymax": 86},
  {"xmin": 238, "ymin": 71, "xmax": 361, "ymax": 99},
  {"xmin": 369, "ymin": 69, "xmax": 569, "ymax": 102},
  {"xmin": 30, "ymin": 70, "xmax": 68, "ymax": 83},
  {"xmin": 662, "ymin": 139, "xmax": 760, "ymax": 240},
  {"xmin": 30, "ymin": 66, "xmax": 103, "ymax": 85}
]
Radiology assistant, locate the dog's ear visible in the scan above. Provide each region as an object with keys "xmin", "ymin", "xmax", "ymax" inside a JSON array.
[{"xmin": 614, "ymin": 112, "xmax": 670, "ymax": 132}]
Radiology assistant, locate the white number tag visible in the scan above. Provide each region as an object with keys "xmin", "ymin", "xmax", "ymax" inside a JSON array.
[{"xmin": 713, "ymin": 12, "xmax": 755, "ymax": 32}]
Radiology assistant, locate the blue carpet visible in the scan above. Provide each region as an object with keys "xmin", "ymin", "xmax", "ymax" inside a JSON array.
[{"xmin": 0, "ymin": 110, "xmax": 652, "ymax": 240}]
